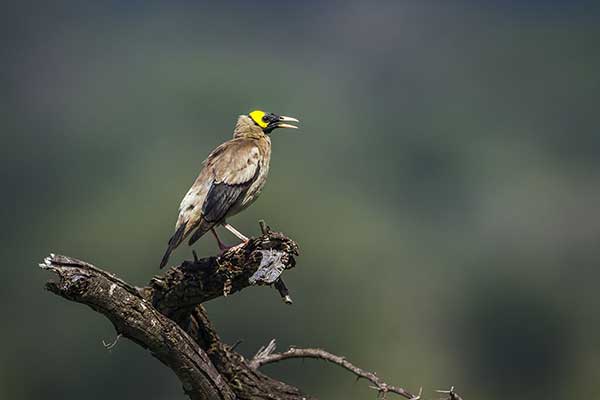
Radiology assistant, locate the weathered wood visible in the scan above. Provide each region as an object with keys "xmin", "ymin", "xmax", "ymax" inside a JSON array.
[
  {"xmin": 42, "ymin": 255, "xmax": 235, "ymax": 400},
  {"xmin": 40, "ymin": 228, "xmax": 462, "ymax": 400},
  {"xmin": 250, "ymin": 339, "xmax": 419, "ymax": 399},
  {"xmin": 41, "ymin": 229, "xmax": 309, "ymax": 400},
  {"xmin": 182, "ymin": 305, "xmax": 314, "ymax": 400},
  {"xmin": 146, "ymin": 229, "xmax": 298, "ymax": 315}
]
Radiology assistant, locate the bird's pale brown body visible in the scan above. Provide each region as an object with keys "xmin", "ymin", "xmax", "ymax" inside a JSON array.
[
  {"xmin": 159, "ymin": 115, "xmax": 272, "ymax": 268},
  {"xmin": 178, "ymin": 116, "xmax": 271, "ymax": 239}
]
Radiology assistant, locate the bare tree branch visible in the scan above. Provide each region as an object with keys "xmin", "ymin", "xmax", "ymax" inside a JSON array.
[
  {"xmin": 435, "ymin": 387, "xmax": 464, "ymax": 400},
  {"xmin": 183, "ymin": 305, "xmax": 314, "ymax": 400},
  {"xmin": 40, "ymin": 254, "xmax": 235, "ymax": 400},
  {"xmin": 145, "ymin": 229, "xmax": 298, "ymax": 315},
  {"xmin": 250, "ymin": 339, "xmax": 418, "ymax": 399},
  {"xmin": 40, "ymin": 227, "xmax": 311, "ymax": 400},
  {"xmin": 40, "ymin": 224, "xmax": 463, "ymax": 400},
  {"xmin": 250, "ymin": 339, "xmax": 463, "ymax": 400}
]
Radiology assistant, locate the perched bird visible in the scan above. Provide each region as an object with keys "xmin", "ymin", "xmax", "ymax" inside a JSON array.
[{"xmin": 159, "ymin": 110, "xmax": 299, "ymax": 268}]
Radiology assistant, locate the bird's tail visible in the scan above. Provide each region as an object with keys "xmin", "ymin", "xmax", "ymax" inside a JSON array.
[
  {"xmin": 159, "ymin": 222, "xmax": 187, "ymax": 269},
  {"xmin": 188, "ymin": 222, "xmax": 212, "ymax": 246}
]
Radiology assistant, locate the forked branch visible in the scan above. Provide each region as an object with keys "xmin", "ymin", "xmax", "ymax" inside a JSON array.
[
  {"xmin": 40, "ymin": 254, "xmax": 235, "ymax": 400},
  {"xmin": 40, "ymin": 223, "xmax": 463, "ymax": 400},
  {"xmin": 250, "ymin": 339, "xmax": 463, "ymax": 400},
  {"xmin": 40, "ymin": 226, "xmax": 306, "ymax": 400}
]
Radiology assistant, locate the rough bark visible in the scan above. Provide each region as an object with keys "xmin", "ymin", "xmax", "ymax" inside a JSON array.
[
  {"xmin": 43, "ymin": 255, "xmax": 235, "ymax": 400},
  {"xmin": 42, "ymin": 228, "xmax": 311, "ymax": 400},
  {"xmin": 41, "ymin": 226, "xmax": 462, "ymax": 400},
  {"xmin": 146, "ymin": 229, "xmax": 298, "ymax": 315}
]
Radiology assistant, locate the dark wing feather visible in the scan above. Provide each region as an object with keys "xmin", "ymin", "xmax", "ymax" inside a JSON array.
[
  {"xmin": 201, "ymin": 180, "xmax": 251, "ymax": 223},
  {"xmin": 187, "ymin": 165, "xmax": 259, "ymax": 246},
  {"xmin": 185, "ymin": 140, "xmax": 262, "ymax": 246}
]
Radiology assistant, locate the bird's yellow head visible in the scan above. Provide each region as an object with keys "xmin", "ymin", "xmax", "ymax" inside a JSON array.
[{"xmin": 248, "ymin": 110, "xmax": 299, "ymax": 133}]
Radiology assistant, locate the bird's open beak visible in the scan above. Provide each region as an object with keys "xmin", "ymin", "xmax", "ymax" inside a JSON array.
[{"xmin": 275, "ymin": 116, "xmax": 299, "ymax": 130}]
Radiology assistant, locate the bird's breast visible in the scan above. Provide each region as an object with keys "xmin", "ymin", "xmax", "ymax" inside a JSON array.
[
  {"xmin": 243, "ymin": 143, "xmax": 271, "ymax": 206},
  {"xmin": 229, "ymin": 139, "xmax": 271, "ymax": 217}
]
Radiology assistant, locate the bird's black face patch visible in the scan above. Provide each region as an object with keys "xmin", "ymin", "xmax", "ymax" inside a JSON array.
[{"xmin": 262, "ymin": 113, "xmax": 280, "ymax": 125}]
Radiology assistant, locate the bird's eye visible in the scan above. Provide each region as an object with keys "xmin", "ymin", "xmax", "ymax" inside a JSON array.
[{"xmin": 262, "ymin": 115, "xmax": 269, "ymax": 122}]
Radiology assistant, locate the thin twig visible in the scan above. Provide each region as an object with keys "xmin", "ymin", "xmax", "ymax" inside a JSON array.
[
  {"xmin": 273, "ymin": 278, "xmax": 293, "ymax": 304},
  {"xmin": 229, "ymin": 339, "xmax": 243, "ymax": 352},
  {"xmin": 258, "ymin": 219, "xmax": 269, "ymax": 235},
  {"xmin": 249, "ymin": 340, "xmax": 420, "ymax": 399},
  {"xmin": 102, "ymin": 333, "xmax": 122, "ymax": 350},
  {"xmin": 435, "ymin": 386, "xmax": 464, "ymax": 400}
]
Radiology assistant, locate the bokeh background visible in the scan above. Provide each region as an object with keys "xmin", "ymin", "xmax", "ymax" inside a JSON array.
[{"xmin": 2, "ymin": 1, "xmax": 600, "ymax": 399}]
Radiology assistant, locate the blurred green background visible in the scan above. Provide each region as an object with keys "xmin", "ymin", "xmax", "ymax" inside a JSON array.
[{"xmin": 2, "ymin": 1, "xmax": 600, "ymax": 399}]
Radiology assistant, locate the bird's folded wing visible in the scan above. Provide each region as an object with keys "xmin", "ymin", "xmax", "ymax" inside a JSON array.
[{"xmin": 201, "ymin": 140, "xmax": 261, "ymax": 223}]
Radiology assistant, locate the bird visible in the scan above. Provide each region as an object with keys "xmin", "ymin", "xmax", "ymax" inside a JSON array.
[{"xmin": 159, "ymin": 110, "xmax": 299, "ymax": 268}]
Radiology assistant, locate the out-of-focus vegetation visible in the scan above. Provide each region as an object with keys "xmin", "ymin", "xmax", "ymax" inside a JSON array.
[{"xmin": 2, "ymin": 2, "xmax": 599, "ymax": 399}]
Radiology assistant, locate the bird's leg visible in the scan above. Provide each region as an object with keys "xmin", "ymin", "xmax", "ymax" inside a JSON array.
[
  {"xmin": 223, "ymin": 223, "xmax": 249, "ymax": 242},
  {"xmin": 210, "ymin": 228, "xmax": 232, "ymax": 252}
]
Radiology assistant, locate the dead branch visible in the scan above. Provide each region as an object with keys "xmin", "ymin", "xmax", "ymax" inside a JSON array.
[
  {"xmin": 250, "ymin": 339, "xmax": 418, "ymax": 399},
  {"xmin": 249, "ymin": 339, "xmax": 463, "ymax": 400},
  {"xmin": 145, "ymin": 227, "xmax": 298, "ymax": 316},
  {"xmin": 40, "ymin": 227, "xmax": 311, "ymax": 400},
  {"xmin": 40, "ymin": 224, "xmax": 463, "ymax": 400},
  {"xmin": 40, "ymin": 254, "xmax": 235, "ymax": 400}
]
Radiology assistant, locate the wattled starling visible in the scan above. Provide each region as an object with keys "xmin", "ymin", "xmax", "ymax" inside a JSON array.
[{"xmin": 159, "ymin": 110, "xmax": 299, "ymax": 268}]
